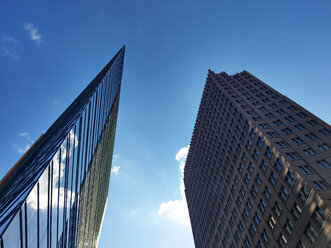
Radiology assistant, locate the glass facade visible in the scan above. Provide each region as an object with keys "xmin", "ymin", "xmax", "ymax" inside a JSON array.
[{"xmin": 0, "ymin": 46, "xmax": 125, "ymax": 248}]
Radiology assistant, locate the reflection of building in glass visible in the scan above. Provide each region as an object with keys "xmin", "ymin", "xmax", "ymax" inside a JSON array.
[
  {"xmin": 0, "ymin": 46, "xmax": 125, "ymax": 248},
  {"xmin": 184, "ymin": 70, "xmax": 331, "ymax": 248}
]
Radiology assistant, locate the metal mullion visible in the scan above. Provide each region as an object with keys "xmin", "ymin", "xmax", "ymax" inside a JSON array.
[
  {"xmin": 84, "ymin": 102, "xmax": 92, "ymax": 176},
  {"xmin": 99, "ymin": 79, "xmax": 106, "ymax": 137},
  {"xmin": 19, "ymin": 209, "xmax": 23, "ymax": 248},
  {"xmin": 95, "ymin": 86, "xmax": 102, "ymax": 146},
  {"xmin": 67, "ymin": 125, "xmax": 75, "ymax": 248},
  {"xmin": 62, "ymin": 136, "xmax": 70, "ymax": 248},
  {"xmin": 24, "ymin": 203, "xmax": 27, "ymax": 248},
  {"xmin": 79, "ymin": 109, "xmax": 87, "ymax": 185},
  {"xmin": 46, "ymin": 165, "xmax": 50, "ymax": 248},
  {"xmin": 72, "ymin": 117, "xmax": 82, "ymax": 247},
  {"xmin": 90, "ymin": 90, "xmax": 98, "ymax": 159},
  {"xmin": 37, "ymin": 183, "xmax": 40, "ymax": 248},
  {"xmin": 49, "ymin": 162, "xmax": 53, "ymax": 248},
  {"xmin": 56, "ymin": 150, "xmax": 61, "ymax": 245}
]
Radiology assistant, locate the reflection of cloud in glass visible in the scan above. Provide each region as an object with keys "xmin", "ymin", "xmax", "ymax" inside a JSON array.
[{"xmin": 26, "ymin": 129, "xmax": 78, "ymax": 210}]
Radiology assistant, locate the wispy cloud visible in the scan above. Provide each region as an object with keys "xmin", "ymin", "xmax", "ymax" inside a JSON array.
[
  {"xmin": 1, "ymin": 35, "xmax": 19, "ymax": 60},
  {"xmin": 2, "ymin": 35, "xmax": 17, "ymax": 44},
  {"xmin": 158, "ymin": 145, "xmax": 191, "ymax": 226},
  {"xmin": 17, "ymin": 144, "xmax": 31, "ymax": 154},
  {"xmin": 111, "ymin": 165, "xmax": 121, "ymax": 175},
  {"xmin": 23, "ymin": 23, "xmax": 42, "ymax": 45},
  {"xmin": 18, "ymin": 131, "xmax": 32, "ymax": 141},
  {"xmin": 1, "ymin": 46, "xmax": 20, "ymax": 60}
]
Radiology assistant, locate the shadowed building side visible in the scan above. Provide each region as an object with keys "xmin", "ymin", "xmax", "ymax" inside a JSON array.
[{"xmin": 184, "ymin": 70, "xmax": 331, "ymax": 248}]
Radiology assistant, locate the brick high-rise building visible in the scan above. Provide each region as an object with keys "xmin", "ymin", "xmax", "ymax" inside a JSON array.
[{"xmin": 184, "ymin": 70, "xmax": 331, "ymax": 248}]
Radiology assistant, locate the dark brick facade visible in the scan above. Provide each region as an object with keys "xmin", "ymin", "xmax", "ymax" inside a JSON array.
[{"xmin": 184, "ymin": 70, "xmax": 331, "ymax": 248}]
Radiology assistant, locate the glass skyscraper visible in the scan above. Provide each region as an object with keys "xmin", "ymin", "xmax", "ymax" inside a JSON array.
[{"xmin": 0, "ymin": 46, "xmax": 125, "ymax": 248}]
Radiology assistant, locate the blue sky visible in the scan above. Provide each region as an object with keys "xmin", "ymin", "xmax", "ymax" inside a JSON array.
[{"xmin": 0, "ymin": 0, "xmax": 330, "ymax": 247}]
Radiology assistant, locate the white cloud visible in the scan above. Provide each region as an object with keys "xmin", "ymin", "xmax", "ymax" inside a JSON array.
[
  {"xmin": 18, "ymin": 132, "xmax": 29, "ymax": 138},
  {"xmin": 2, "ymin": 35, "xmax": 17, "ymax": 44},
  {"xmin": 1, "ymin": 46, "xmax": 19, "ymax": 60},
  {"xmin": 158, "ymin": 145, "xmax": 191, "ymax": 226},
  {"xmin": 111, "ymin": 165, "xmax": 121, "ymax": 175},
  {"xmin": 113, "ymin": 153, "xmax": 119, "ymax": 163},
  {"xmin": 23, "ymin": 23, "xmax": 42, "ymax": 44},
  {"xmin": 17, "ymin": 144, "xmax": 31, "ymax": 154}
]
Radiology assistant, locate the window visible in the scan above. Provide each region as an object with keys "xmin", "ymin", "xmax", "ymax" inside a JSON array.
[
  {"xmin": 260, "ymin": 159, "xmax": 268, "ymax": 173},
  {"xmin": 248, "ymin": 223, "xmax": 256, "ymax": 237},
  {"xmin": 317, "ymin": 159, "xmax": 331, "ymax": 169},
  {"xmin": 242, "ymin": 152, "xmax": 247, "ymax": 162},
  {"xmin": 294, "ymin": 124, "xmax": 305, "ymax": 130},
  {"xmin": 269, "ymin": 103, "xmax": 277, "ymax": 108},
  {"xmin": 248, "ymin": 162, "xmax": 255, "ymax": 174},
  {"xmin": 263, "ymin": 186, "xmax": 271, "ymax": 200},
  {"xmin": 297, "ymin": 112, "xmax": 307, "ymax": 118},
  {"xmin": 255, "ymin": 173, "xmax": 263, "ymax": 186},
  {"xmin": 279, "ymin": 99, "xmax": 288, "ymax": 105},
  {"xmin": 284, "ymin": 116, "xmax": 294, "ymax": 122},
  {"xmin": 259, "ymin": 123, "xmax": 270, "ymax": 129},
  {"xmin": 265, "ymin": 113, "xmax": 274, "ymax": 119},
  {"xmin": 291, "ymin": 203, "xmax": 302, "ymax": 219},
  {"xmin": 238, "ymin": 163, "xmax": 244, "ymax": 174},
  {"xmin": 240, "ymin": 186, "xmax": 246, "ymax": 196},
  {"xmin": 273, "ymin": 119, "xmax": 283, "ymax": 126},
  {"xmin": 244, "ymin": 236, "xmax": 251, "ymax": 248},
  {"xmin": 258, "ymin": 106, "xmax": 267, "ymax": 112},
  {"xmin": 246, "ymin": 140, "xmax": 252, "ymax": 150},
  {"xmin": 303, "ymin": 147, "xmax": 316, "ymax": 156},
  {"xmin": 269, "ymin": 172, "xmax": 277, "ymax": 186},
  {"xmin": 250, "ymin": 128, "xmax": 256, "ymax": 138},
  {"xmin": 258, "ymin": 199, "xmax": 267, "ymax": 212},
  {"xmin": 252, "ymin": 149, "xmax": 260, "ymax": 160},
  {"xmin": 313, "ymin": 207, "xmax": 327, "ymax": 227},
  {"xmin": 276, "ymin": 109, "xmax": 286, "ymax": 115},
  {"xmin": 287, "ymin": 105, "xmax": 296, "ymax": 111},
  {"xmin": 297, "ymin": 240, "xmax": 306, "ymax": 248},
  {"xmin": 274, "ymin": 158, "xmax": 283, "ymax": 172},
  {"xmin": 253, "ymin": 212, "xmax": 261, "ymax": 225},
  {"xmin": 292, "ymin": 137, "xmax": 304, "ymax": 145},
  {"xmin": 251, "ymin": 185, "xmax": 258, "ymax": 198},
  {"xmin": 305, "ymin": 132, "xmax": 317, "ymax": 140},
  {"xmin": 267, "ymin": 131, "xmax": 278, "ymax": 138},
  {"xmin": 276, "ymin": 141, "xmax": 288, "ymax": 148},
  {"xmin": 273, "ymin": 201, "xmax": 282, "ymax": 217},
  {"xmin": 281, "ymin": 128, "xmax": 292, "ymax": 135},
  {"xmin": 285, "ymin": 171, "xmax": 295, "ymax": 186},
  {"xmin": 244, "ymin": 173, "xmax": 251, "ymax": 185},
  {"xmin": 238, "ymin": 221, "xmax": 244, "ymax": 233},
  {"xmin": 298, "ymin": 165, "xmax": 315, "ymax": 174},
  {"xmin": 287, "ymin": 152, "xmax": 301, "ymax": 160},
  {"xmin": 318, "ymin": 143, "xmax": 330, "ymax": 151},
  {"xmin": 305, "ymin": 224, "xmax": 318, "ymax": 244},
  {"xmin": 257, "ymin": 136, "xmax": 264, "ymax": 148},
  {"xmin": 246, "ymin": 198, "xmax": 253, "ymax": 210},
  {"xmin": 278, "ymin": 233, "xmax": 288, "ymax": 247},
  {"xmin": 267, "ymin": 214, "xmax": 277, "ymax": 229},
  {"xmin": 313, "ymin": 181, "xmax": 328, "ymax": 190},
  {"xmin": 319, "ymin": 128, "xmax": 331, "ymax": 136},
  {"xmin": 298, "ymin": 186, "xmax": 310, "ymax": 203},
  {"xmin": 279, "ymin": 186, "xmax": 289, "ymax": 202},
  {"xmin": 261, "ymin": 228, "xmax": 270, "ymax": 243},
  {"xmin": 236, "ymin": 196, "xmax": 242, "ymax": 207},
  {"xmin": 242, "ymin": 209, "xmax": 248, "ymax": 222},
  {"xmin": 307, "ymin": 119, "xmax": 318, "ymax": 126},
  {"xmin": 284, "ymin": 219, "xmax": 294, "ymax": 235},
  {"xmin": 265, "ymin": 146, "xmax": 272, "ymax": 159}
]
